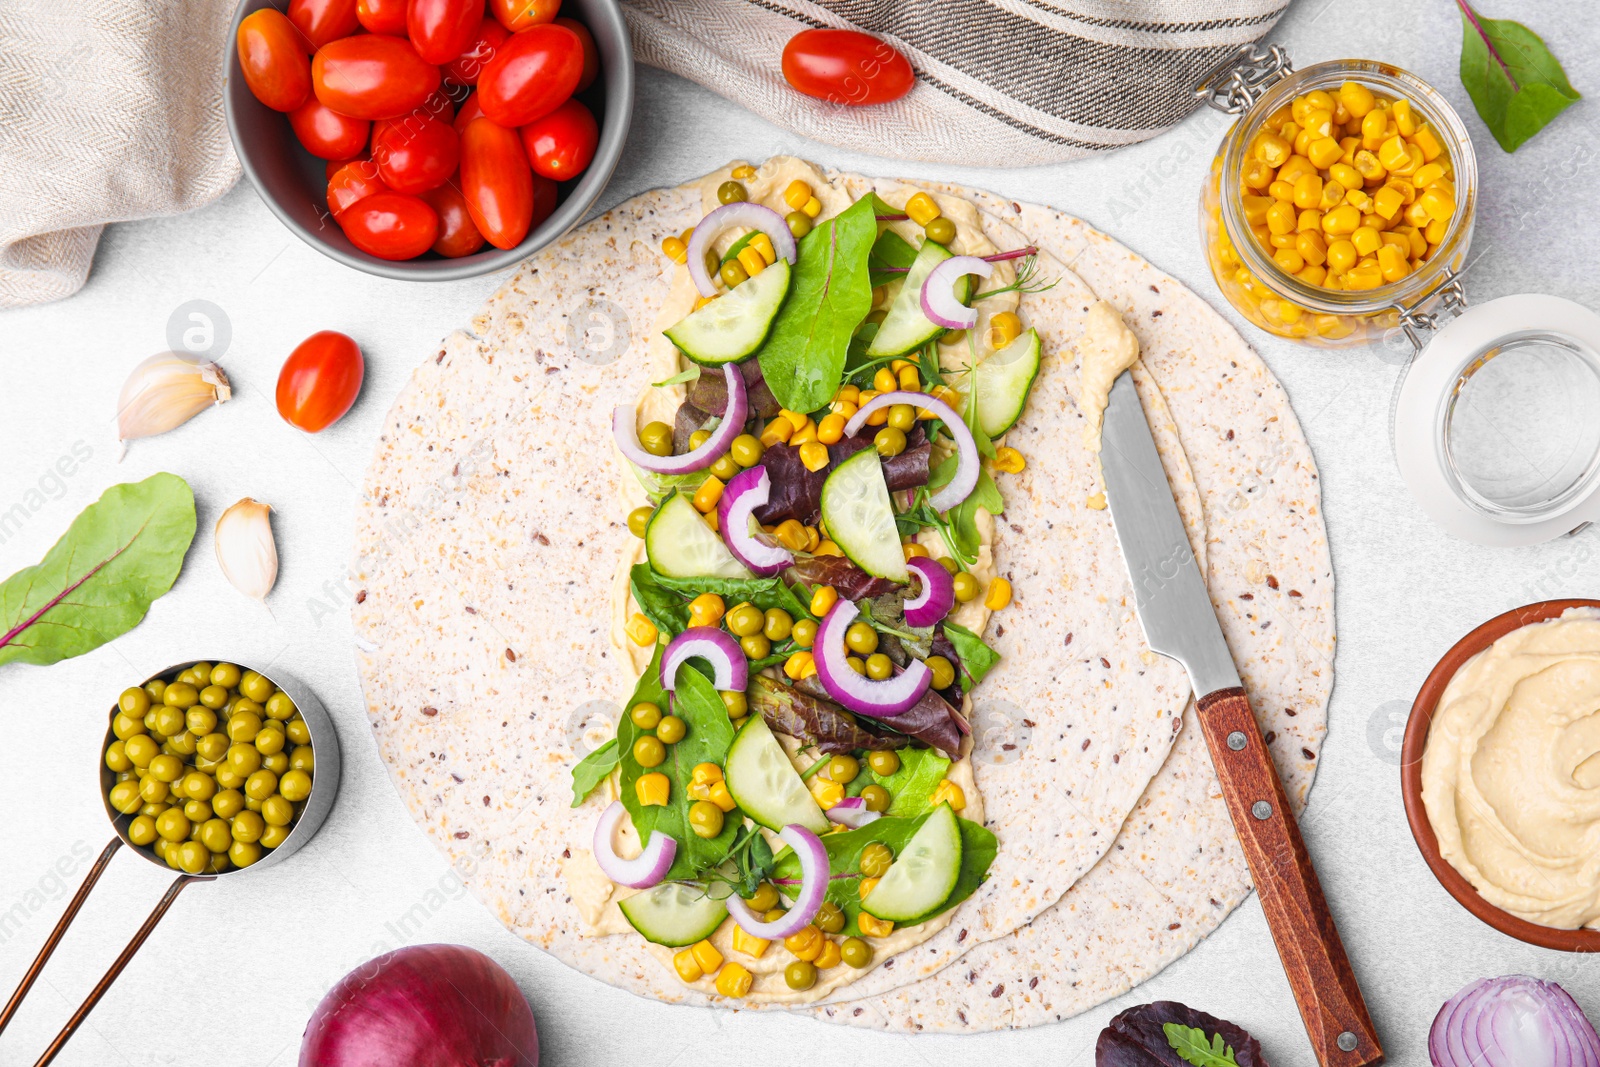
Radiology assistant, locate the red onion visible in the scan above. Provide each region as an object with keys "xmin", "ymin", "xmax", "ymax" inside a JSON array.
[
  {"xmin": 903, "ymin": 556, "xmax": 955, "ymax": 627},
  {"xmin": 717, "ymin": 465, "xmax": 792, "ymax": 577},
  {"xmin": 685, "ymin": 202, "xmax": 797, "ymax": 297},
  {"xmin": 982, "ymin": 245, "xmax": 1036, "ymax": 262},
  {"xmin": 613, "ymin": 363, "xmax": 747, "ymax": 475},
  {"xmin": 825, "ymin": 796, "xmax": 882, "ymax": 829},
  {"xmin": 298, "ymin": 943, "xmax": 538, "ymax": 1067},
  {"xmin": 592, "ymin": 801, "xmax": 676, "ymax": 889},
  {"xmin": 1430, "ymin": 975, "xmax": 1600, "ymax": 1067},
  {"xmin": 920, "ymin": 255, "xmax": 991, "ymax": 330},
  {"xmin": 845, "ymin": 390, "xmax": 976, "ymax": 512},
  {"xmin": 813, "ymin": 599, "xmax": 930, "ymax": 717},
  {"xmin": 724, "ymin": 825, "xmax": 828, "ymax": 938},
  {"xmin": 661, "ymin": 627, "xmax": 748, "ymax": 693}
]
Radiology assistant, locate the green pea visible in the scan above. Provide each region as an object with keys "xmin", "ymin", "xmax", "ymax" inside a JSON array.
[
  {"xmin": 791, "ymin": 618, "xmax": 818, "ymax": 649},
  {"xmin": 726, "ymin": 603, "xmax": 765, "ymax": 637},
  {"xmin": 729, "ymin": 434, "xmax": 764, "ymax": 468},
  {"xmin": 627, "ymin": 506, "xmax": 655, "ymax": 539},
  {"xmin": 633, "ymin": 735, "xmax": 665, "ymax": 768},
  {"xmin": 717, "ymin": 180, "xmax": 747, "ymax": 204},
  {"xmin": 923, "ymin": 216, "xmax": 956, "ymax": 245},
  {"xmin": 866, "ymin": 749, "xmax": 900, "ymax": 776},
  {"xmin": 926, "ymin": 655, "xmax": 957, "ymax": 691},
  {"xmin": 763, "ymin": 608, "xmax": 793, "ymax": 642},
  {"xmin": 710, "ymin": 453, "xmax": 741, "ymax": 482},
  {"xmin": 285, "ymin": 718, "xmax": 311, "ymax": 746},
  {"xmin": 744, "ymin": 883, "xmax": 780, "ymax": 912},
  {"xmin": 815, "ymin": 900, "xmax": 845, "ymax": 934},
  {"xmin": 162, "ymin": 682, "xmax": 198, "ymax": 709},
  {"xmin": 859, "ymin": 784, "xmax": 891, "ymax": 813},
  {"xmin": 638, "ymin": 421, "xmax": 674, "ymax": 457},
  {"xmin": 865, "ymin": 653, "xmax": 893, "ymax": 680},
  {"xmin": 860, "ymin": 842, "xmax": 893, "ymax": 878},
  {"xmin": 105, "ymin": 741, "xmax": 132, "ymax": 773},
  {"xmin": 874, "ymin": 427, "xmax": 906, "ymax": 458},
  {"xmin": 785, "ymin": 210, "xmax": 812, "ymax": 239},
  {"xmin": 845, "ymin": 621, "xmax": 879, "ymax": 655},
  {"xmin": 688, "ymin": 800, "xmax": 724, "ymax": 839},
  {"xmin": 740, "ymin": 634, "xmax": 771, "ymax": 660},
  {"xmin": 656, "ymin": 715, "xmax": 686, "ymax": 745},
  {"xmin": 887, "ymin": 404, "xmax": 916, "ymax": 432},
  {"xmin": 630, "ymin": 702, "xmax": 662, "ymax": 730},
  {"xmin": 841, "ymin": 937, "xmax": 873, "ymax": 968},
  {"xmin": 936, "ymin": 555, "xmax": 959, "ymax": 576},
  {"xmin": 952, "ymin": 572, "xmax": 981, "ymax": 603},
  {"xmin": 785, "ymin": 960, "xmax": 817, "ymax": 991},
  {"xmin": 720, "ymin": 259, "xmax": 749, "ymax": 288},
  {"xmin": 210, "ymin": 663, "xmax": 242, "ymax": 689},
  {"xmin": 119, "ymin": 687, "xmax": 151, "ymax": 716},
  {"xmin": 826, "ymin": 754, "xmax": 859, "ymax": 783},
  {"xmin": 846, "ymin": 656, "xmax": 866, "ymax": 675},
  {"xmin": 128, "ymin": 814, "xmax": 158, "ymax": 846},
  {"xmin": 721, "ymin": 690, "xmax": 747, "ymax": 719},
  {"xmin": 239, "ymin": 672, "xmax": 273, "ymax": 703},
  {"xmin": 229, "ymin": 840, "xmax": 262, "ymax": 868},
  {"xmin": 265, "ymin": 692, "xmax": 297, "ymax": 721}
]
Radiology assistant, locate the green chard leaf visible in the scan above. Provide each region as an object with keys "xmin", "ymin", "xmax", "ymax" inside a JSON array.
[
  {"xmin": 1164, "ymin": 1023, "xmax": 1241, "ymax": 1067},
  {"xmin": 757, "ymin": 195, "xmax": 877, "ymax": 413},
  {"xmin": 1457, "ymin": 1, "xmax": 1579, "ymax": 152},
  {"xmin": 0, "ymin": 473, "xmax": 196, "ymax": 668},
  {"xmin": 629, "ymin": 564, "xmax": 691, "ymax": 638},
  {"xmin": 845, "ymin": 747, "xmax": 951, "ymax": 816},
  {"xmin": 649, "ymin": 569, "xmax": 812, "ymax": 621},
  {"xmin": 942, "ymin": 621, "xmax": 1000, "ymax": 689},
  {"xmin": 570, "ymin": 738, "xmax": 620, "ymax": 807},
  {"xmin": 868, "ymin": 229, "xmax": 918, "ymax": 288}
]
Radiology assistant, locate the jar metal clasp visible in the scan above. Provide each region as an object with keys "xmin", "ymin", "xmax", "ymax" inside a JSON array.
[
  {"xmin": 1389, "ymin": 267, "xmax": 1469, "ymax": 354},
  {"xmin": 1193, "ymin": 42, "xmax": 1294, "ymax": 115}
]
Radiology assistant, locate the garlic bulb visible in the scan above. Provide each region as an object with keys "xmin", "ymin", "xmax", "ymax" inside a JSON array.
[
  {"xmin": 117, "ymin": 352, "xmax": 231, "ymax": 444},
  {"xmin": 215, "ymin": 498, "xmax": 278, "ymax": 601}
]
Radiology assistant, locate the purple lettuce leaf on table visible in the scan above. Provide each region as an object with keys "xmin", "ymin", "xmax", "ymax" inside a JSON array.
[{"xmin": 1096, "ymin": 1001, "xmax": 1269, "ymax": 1067}]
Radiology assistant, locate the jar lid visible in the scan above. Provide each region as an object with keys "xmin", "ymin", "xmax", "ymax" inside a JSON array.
[{"xmin": 1394, "ymin": 294, "xmax": 1600, "ymax": 545}]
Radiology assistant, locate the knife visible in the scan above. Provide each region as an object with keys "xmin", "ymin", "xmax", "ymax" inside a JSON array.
[{"xmin": 1099, "ymin": 370, "xmax": 1384, "ymax": 1067}]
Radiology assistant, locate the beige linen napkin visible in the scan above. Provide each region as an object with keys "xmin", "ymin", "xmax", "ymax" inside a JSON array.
[{"xmin": 0, "ymin": 0, "xmax": 240, "ymax": 307}]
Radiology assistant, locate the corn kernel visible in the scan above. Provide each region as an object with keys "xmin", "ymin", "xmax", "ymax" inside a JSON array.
[
  {"xmin": 1321, "ymin": 205, "xmax": 1360, "ymax": 236},
  {"xmin": 801, "ymin": 196, "xmax": 822, "ymax": 218},
  {"xmin": 1253, "ymin": 132, "xmax": 1291, "ymax": 167},
  {"xmin": 1419, "ymin": 184, "xmax": 1455, "ymax": 223},
  {"xmin": 660, "ymin": 236, "xmax": 688, "ymax": 264},
  {"xmin": 784, "ymin": 651, "xmax": 816, "ymax": 680},
  {"xmin": 1305, "ymin": 137, "xmax": 1343, "ymax": 169},
  {"xmin": 1268, "ymin": 179, "xmax": 1295, "ymax": 203},
  {"xmin": 992, "ymin": 446, "xmax": 1025, "ymax": 474},
  {"xmin": 636, "ymin": 772, "xmax": 670, "ymax": 807},
  {"xmin": 816, "ymin": 940, "xmax": 842, "ymax": 969},
  {"xmin": 703, "ymin": 509, "xmax": 719, "ymax": 533},
  {"xmin": 1242, "ymin": 195, "xmax": 1274, "ymax": 226},
  {"xmin": 673, "ymin": 948, "xmax": 704, "ymax": 982},
  {"xmin": 783, "ymin": 179, "xmax": 813, "ymax": 210},
  {"xmin": 1352, "ymin": 150, "xmax": 1386, "ymax": 182},
  {"xmin": 1297, "ymin": 263, "xmax": 1328, "ymax": 286},
  {"xmin": 692, "ymin": 476, "xmax": 724, "ymax": 514},
  {"xmin": 626, "ymin": 613, "xmax": 657, "ymax": 647},
  {"xmin": 805, "ymin": 412, "xmax": 841, "ymax": 446},
  {"xmin": 715, "ymin": 962, "xmax": 754, "ymax": 997},
  {"xmin": 931, "ymin": 778, "xmax": 967, "ymax": 811},
  {"xmin": 1413, "ymin": 123, "xmax": 1444, "ymax": 161},
  {"xmin": 693, "ymin": 294, "xmax": 717, "ymax": 311},
  {"xmin": 1296, "ymin": 230, "xmax": 1327, "ymax": 266},
  {"xmin": 784, "ymin": 925, "xmax": 824, "ymax": 962},
  {"xmin": 1350, "ymin": 226, "xmax": 1381, "ymax": 256},
  {"xmin": 1425, "ymin": 215, "xmax": 1450, "ymax": 244},
  {"xmin": 1297, "ymin": 208, "xmax": 1323, "ymax": 233},
  {"xmin": 1317, "ymin": 181, "xmax": 1346, "ymax": 211},
  {"xmin": 1265, "ymin": 200, "xmax": 1297, "ymax": 236},
  {"xmin": 691, "ymin": 762, "xmax": 723, "ymax": 787},
  {"xmin": 759, "ymin": 418, "xmax": 792, "ymax": 447},
  {"xmin": 1339, "ymin": 80, "xmax": 1376, "ymax": 118},
  {"xmin": 732, "ymin": 926, "xmax": 769, "ymax": 959},
  {"xmin": 1338, "ymin": 135, "xmax": 1360, "ymax": 165},
  {"xmin": 897, "ymin": 365, "xmax": 921, "ymax": 391},
  {"xmin": 1410, "ymin": 163, "xmax": 1445, "ymax": 191},
  {"xmin": 1243, "ymin": 159, "xmax": 1275, "ymax": 190},
  {"xmin": 736, "ymin": 246, "xmax": 767, "ymax": 278},
  {"xmin": 904, "ymin": 192, "xmax": 941, "ymax": 226},
  {"xmin": 1371, "ymin": 184, "xmax": 1405, "ymax": 220},
  {"xmin": 1377, "ymin": 244, "xmax": 1411, "ymax": 283},
  {"xmin": 987, "ymin": 310, "xmax": 1024, "ymax": 349},
  {"xmin": 708, "ymin": 779, "xmax": 737, "ymax": 812},
  {"xmin": 859, "ymin": 876, "xmax": 880, "ymax": 900},
  {"xmin": 813, "ymin": 540, "xmax": 843, "ymax": 557},
  {"xmin": 1344, "ymin": 262, "xmax": 1384, "ymax": 290},
  {"xmin": 1278, "ymin": 155, "xmax": 1316, "ymax": 184},
  {"xmin": 688, "ymin": 592, "xmax": 725, "ymax": 628},
  {"xmin": 857, "ymin": 913, "xmax": 895, "ymax": 938},
  {"xmin": 1360, "ymin": 109, "xmax": 1388, "ymax": 148},
  {"xmin": 803, "ymin": 525, "xmax": 820, "ymax": 552},
  {"xmin": 810, "ymin": 776, "xmax": 844, "ymax": 808},
  {"xmin": 1392, "ymin": 143, "xmax": 1424, "ymax": 176},
  {"xmin": 774, "ymin": 519, "xmax": 809, "ymax": 551},
  {"xmin": 1291, "ymin": 173, "xmax": 1323, "ymax": 210},
  {"xmin": 984, "ymin": 576, "xmax": 1012, "ymax": 610},
  {"xmin": 872, "ymin": 367, "xmax": 898, "ymax": 393},
  {"xmin": 691, "ymin": 939, "xmax": 724, "ymax": 974},
  {"xmin": 1392, "ymin": 99, "xmax": 1417, "ymax": 136}
]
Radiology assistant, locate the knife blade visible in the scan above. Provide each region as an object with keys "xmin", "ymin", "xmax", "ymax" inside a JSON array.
[{"xmin": 1099, "ymin": 369, "xmax": 1384, "ymax": 1067}]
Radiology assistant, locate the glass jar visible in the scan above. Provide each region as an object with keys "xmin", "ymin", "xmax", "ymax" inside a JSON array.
[{"xmin": 1198, "ymin": 52, "xmax": 1478, "ymax": 347}]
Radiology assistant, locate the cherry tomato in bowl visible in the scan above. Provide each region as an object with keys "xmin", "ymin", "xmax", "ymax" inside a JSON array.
[
  {"xmin": 554, "ymin": 16, "xmax": 598, "ymax": 92},
  {"xmin": 356, "ymin": 0, "xmax": 409, "ymax": 35},
  {"xmin": 277, "ymin": 331, "xmax": 365, "ymax": 433},
  {"xmin": 519, "ymin": 98, "xmax": 597, "ymax": 181},
  {"xmin": 443, "ymin": 16, "xmax": 509, "ymax": 85},
  {"xmin": 237, "ymin": 10, "xmax": 312, "ymax": 112},
  {"xmin": 477, "ymin": 22, "xmax": 583, "ymax": 127},
  {"xmin": 312, "ymin": 35, "xmax": 442, "ymax": 120},
  {"xmin": 421, "ymin": 184, "xmax": 487, "ymax": 257},
  {"xmin": 372, "ymin": 116, "xmax": 459, "ymax": 193},
  {"xmin": 289, "ymin": 0, "xmax": 360, "ymax": 49},
  {"xmin": 458, "ymin": 117, "xmax": 534, "ymax": 249},
  {"xmin": 327, "ymin": 161, "xmax": 388, "ymax": 217},
  {"xmin": 289, "ymin": 98, "xmax": 371, "ymax": 159},
  {"xmin": 408, "ymin": 0, "xmax": 485, "ymax": 65},
  {"xmin": 781, "ymin": 29, "xmax": 915, "ymax": 106},
  {"xmin": 489, "ymin": 0, "xmax": 557, "ymax": 32},
  {"xmin": 339, "ymin": 191, "xmax": 440, "ymax": 258}
]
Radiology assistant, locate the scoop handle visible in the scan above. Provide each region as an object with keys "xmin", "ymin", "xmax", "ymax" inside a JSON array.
[{"xmin": 1196, "ymin": 687, "xmax": 1384, "ymax": 1067}]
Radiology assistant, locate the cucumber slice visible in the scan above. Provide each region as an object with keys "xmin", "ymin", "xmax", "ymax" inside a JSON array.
[
  {"xmin": 820, "ymin": 448, "xmax": 908, "ymax": 583},
  {"xmin": 724, "ymin": 716, "xmax": 829, "ymax": 834},
  {"xmin": 973, "ymin": 328, "xmax": 1042, "ymax": 438},
  {"xmin": 864, "ymin": 240, "xmax": 972, "ymax": 358},
  {"xmin": 664, "ymin": 260, "xmax": 791, "ymax": 366},
  {"xmin": 645, "ymin": 491, "xmax": 751, "ymax": 580},
  {"xmin": 618, "ymin": 882, "xmax": 729, "ymax": 947},
  {"xmin": 861, "ymin": 804, "xmax": 963, "ymax": 923}
]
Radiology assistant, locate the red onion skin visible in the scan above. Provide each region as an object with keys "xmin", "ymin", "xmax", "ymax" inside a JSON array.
[{"xmin": 299, "ymin": 944, "xmax": 538, "ymax": 1067}]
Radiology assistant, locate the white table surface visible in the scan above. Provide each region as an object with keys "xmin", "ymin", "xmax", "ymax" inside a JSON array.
[{"xmin": 3, "ymin": 2, "xmax": 1598, "ymax": 1064}]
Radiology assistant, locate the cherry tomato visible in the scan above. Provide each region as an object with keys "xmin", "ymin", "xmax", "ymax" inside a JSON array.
[
  {"xmin": 452, "ymin": 90, "xmax": 485, "ymax": 134},
  {"xmin": 340, "ymin": 191, "xmax": 440, "ymax": 258},
  {"xmin": 489, "ymin": 0, "xmax": 557, "ymax": 32},
  {"xmin": 554, "ymin": 17, "xmax": 599, "ymax": 92},
  {"xmin": 420, "ymin": 87, "xmax": 457, "ymax": 125},
  {"xmin": 372, "ymin": 115, "xmax": 459, "ymax": 193},
  {"xmin": 459, "ymin": 118, "xmax": 534, "ymax": 249},
  {"xmin": 408, "ymin": 0, "xmax": 485, "ymax": 64},
  {"xmin": 530, "ymin": 170, "xmax": 558, "ymax": 228},
  {"xmin": 357, "ymin": 0, "xmax": 409, "ymax": 35},
  {"xmin": 519, "ymin": 98, "xmax": 596, "ymax": 181},
  {"xmin": 325, "ymin": 156, "xmax": 365, "ymax": 181},
  {"xmin": 326, "ymin": 160, "xmax": 388, "ymax": 218},
  {"xmin": 290, "ymin": 98, "xmax": 372, "ymax": 159},
  {"xmin": 313, "ymin": 35, "xmax": 442, "ymax": 120},
  {"xmin": 277, "ymin": 331, "xmax": 365, "ymax": 433},
  {"xmin": 421, "ymin": 184, "xmax": 487, "ymax": 257},
  {"xmin": 289, "ymin": 0, "xmax": 360, "ymax": 49},
  {"xmin": 781, "ymin": 29, "xmax": 914, "ymax": 106},
  {"xmin": 477, "ymin": 23, "xmax": 582, "ymax": 127},
  {"xmin": 237, "ymin": 10, "xmax": 312, "ymax": 112},
  {"xmin": 443, "ymin": 16, "xmax": 508, "ymax": 84}
]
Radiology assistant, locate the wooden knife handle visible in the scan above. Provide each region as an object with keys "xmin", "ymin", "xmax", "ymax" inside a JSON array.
[{"xmin": 1196, "ymin": 688, "xmax": 1384, "ymax": 1067}]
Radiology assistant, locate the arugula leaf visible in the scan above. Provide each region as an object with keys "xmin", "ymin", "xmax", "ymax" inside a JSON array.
[
  {"xmin": 1457, "ymin": 1, "xmax": 1579, "ymax": 152},
  {"xmin": 868, "ymin": 229, "xmax": 917, "ymax": 288},
  {"xmin": 917, "ymin": 342, "xmax": 946, "ymax": 388},
  {"xmin": 758, "ymin": 196, "xmax": 877, "ymax": 413},
  {"xmin": 845, "ymin": 747, "xmax": 950, "ymax": 816},
  {"xmin": 570, "ymin": 738, "xmax": 619, "ymax": 807},
  {"xmin": 1164, "ymin": 1023, "xmax": 1241, "ymax": 1067},
  {"xmin": 942, "ymin": 621, "xmax": 1000, "ymax": 689},
  {"xmin": 650, "ymin": 570, "xmax": 812, "ymax": 620},
  {"xmin": 950, "ymin": 469, "xmax": 1004, "ymax": 563},
  {"xmin": 618, "ymin": 653, "xmax": 741, "ymax": 878},
  {"xmin": 629, "ymin": 564, "xmax": 691, "ymax": 638},
  {"xmin": 0, "ymin": 473, "xmax": 195, "ymax": 668}
]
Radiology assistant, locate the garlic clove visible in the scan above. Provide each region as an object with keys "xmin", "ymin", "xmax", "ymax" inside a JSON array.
[
  {"xmin": 117, "ymin": 352, "xmax": 231, "ymax": 444},
  {"xmin": 215, "ymin": 498, "xmax": 278, "ymax": 601}
]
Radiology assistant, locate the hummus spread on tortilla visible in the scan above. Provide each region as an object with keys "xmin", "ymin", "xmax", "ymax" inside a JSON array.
[
  {"xmin": 1421, "ymin": 608, "xmax": 1600, "ymax": 929},
  {"xmin": 1076, "ymin": 300, "xmax": 1140, "ymax": 453}
]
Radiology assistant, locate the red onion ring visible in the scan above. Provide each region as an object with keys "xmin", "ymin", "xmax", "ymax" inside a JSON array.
[
  {"xmin": 717, "ymin": 465, "xmax": 792, "ymax": 577},
  {"xmin": 845, "ymin": 390, "xmax": 976, "ymax": 513},
  {"xmin": 661, "ymin": 627, "xmax": 749, "ymax": 693},
  {"xmin": 613, "ymin": 363, "xmax": 747, "ymax": 475},
  {"xmin": 825, "ymin": 796, "xmax": 882, "ymax": 829},
  {"xmin": 724, "ymin": 825, "xmax": 828, "ymax": 938},
  {"xmin": 903, "ymin": 556, "xmax": 955, "ymax": 627},
  {"xmin": 813, "ymin": 599, "xmax": 930, "ymax": 718},
  {"xmin": 920, "ymin": 255, "xmax": 991, "ymax": 330},
  {"xmin": 1430, "ymin": 975, "xmax": 1600, "ymax": 1067},
  {"xmin": 685, "ymin": 202, "xmax": 797, "ymax": 298},
  {"xmin": 592, "ymin": 801, "xmax": 676, "ymax": 889}
]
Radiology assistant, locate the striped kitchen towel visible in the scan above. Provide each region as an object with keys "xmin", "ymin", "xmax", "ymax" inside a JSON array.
[{"xmin": 622, "ymin": 0, "xmax": 1288, "ymax": 166}]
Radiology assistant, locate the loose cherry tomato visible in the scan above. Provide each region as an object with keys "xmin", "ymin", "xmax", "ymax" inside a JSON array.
[
  {"xmin": 458, "ymin": 118, "xmax": 534, "ymax": 249},
  {"xmin": 421, "ymin": 184, "xmax": 487, "ymax": 257},
  {"xmin": 519, "ymin": 98, "xmax": 596, "ymax": 181},
  {"xmin": 357, "ymin": 0, "xmax": 409, "ymax": 35},
  {"xmin": 313, "ymin": 35, "xmax": 442, "ymax": 120},
  {"xmin": 554, "ymin": 17, "xmax": 599, "ymax": 92},
  {"xmin": 452, "ymin": 90, "xmax": 485, "ymax": 133},
  {"xmin": 781, "ymin": 29, "xmax": 914, "ymax": 106},
  {"xmin": 372, "ymin": 115, "xmax": 459, "ymax": 193},
  {"xmin": 290, "ymin": 98, "xmax": 372, "ymax": 159},
  {"xmin": 277, "ymin": 331, "xmax": 365, "ymax": 433},
  {"xmin": 326, "ymin": 160, "xmax": 387, "ymax": 217},
  {"xmin": 289, "ymin": 0, "xmax": 360, "ymax": 49},
  {"xmin": 339, "ymin": 191, "xmax": 440, "ymax": 258},
  {"xmin": 237, "ymin": 10, "xmax": 312, "ymax": 112},
  {"xmin": 408, "ymin": 0, "xmax": 485, "ymax": 64},
  {"xmin": 489, "ymin": 0, "xmax": 557, "ymax": 32},
  {"xmin": 477, "ymin": 23, "xmax": 582, "ymax": 127},
  {"xmin": 443, "ymin": 16, "xmax": 508, "ymax": 84}
]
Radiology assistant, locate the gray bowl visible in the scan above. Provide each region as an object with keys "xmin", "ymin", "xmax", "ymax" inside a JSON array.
[{"xmin": 223, "ymin": 0, "xmax": 633, "ymax": 281}]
